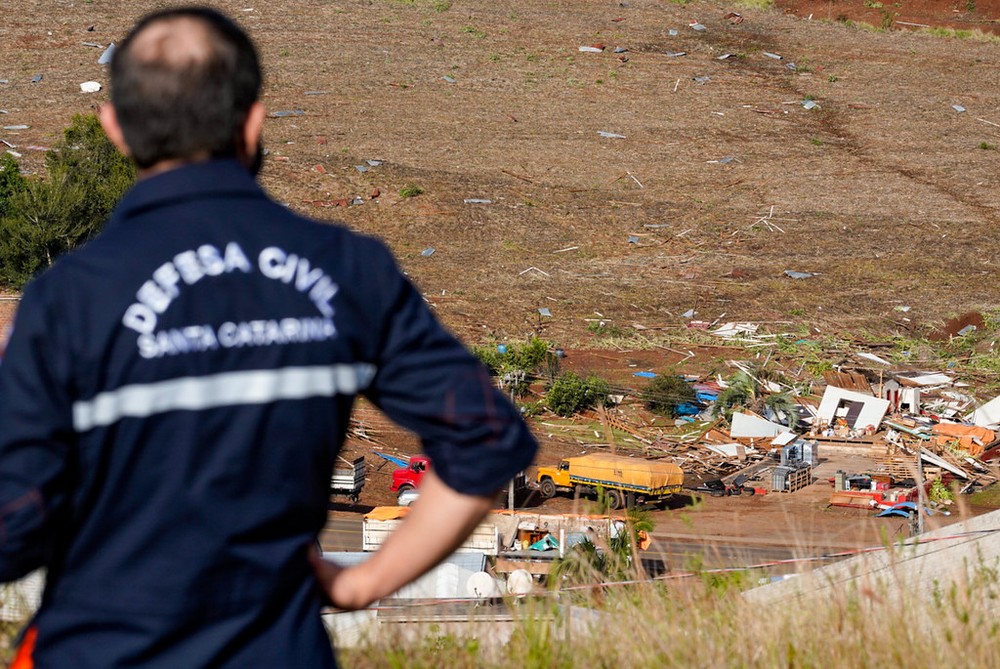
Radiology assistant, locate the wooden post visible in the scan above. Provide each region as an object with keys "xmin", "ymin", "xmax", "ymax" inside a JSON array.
[
  {"xmin": 598, "ymin": 404, "xmax": 616, "ymax": 454},
  {"xmin": 915, "ymin": 449, "xmax": 927, "ymax": 535}
]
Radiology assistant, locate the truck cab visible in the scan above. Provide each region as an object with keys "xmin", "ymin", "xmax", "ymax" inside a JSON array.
[
  {"xmin": 535, "ymin": 459, "xmax": 571, "ymax": 498},
  {"xmin": 390, "ymin": 455, "xmax": 431, "ymax": 493}
]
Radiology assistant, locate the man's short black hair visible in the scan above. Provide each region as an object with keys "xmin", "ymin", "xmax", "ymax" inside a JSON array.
[{"xmin": 110, "ymin": 6, "xmax": 262, "ymax": 169}]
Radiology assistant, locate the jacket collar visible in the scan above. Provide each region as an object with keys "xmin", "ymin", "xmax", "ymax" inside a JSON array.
[{"xmin": 107, "ymin": 159, "xmax": 265, "ymax": 227}]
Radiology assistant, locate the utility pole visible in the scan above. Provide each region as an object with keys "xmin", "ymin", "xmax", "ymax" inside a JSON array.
[{"xmin": 914, "ymin": 448, "xmax": 927, "ymax": 536}]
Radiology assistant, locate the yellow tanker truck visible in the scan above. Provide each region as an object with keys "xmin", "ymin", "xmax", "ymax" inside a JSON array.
[{"xmin": 534, "ymin": 453, "xmax": 685, "ymax": 510}]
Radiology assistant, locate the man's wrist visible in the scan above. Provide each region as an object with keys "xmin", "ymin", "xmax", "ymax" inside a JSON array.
[{"xmin": 336, "ymin": 562, "xmax": 382, "ymax": 610}]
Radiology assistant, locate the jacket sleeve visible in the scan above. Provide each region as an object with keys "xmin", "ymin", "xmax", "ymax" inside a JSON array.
[
  {"xmin": 0, "ymin": 280, "xmax": 76, "ymax": 582},
  {"xmin": 360, "ymin": 243, "xmax": 538, "ymax": 496}
]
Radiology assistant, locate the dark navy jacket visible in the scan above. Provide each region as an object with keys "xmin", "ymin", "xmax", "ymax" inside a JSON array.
[{"xmin": 0, "ymin": 159, "xmax": 537, "ymax": 668}]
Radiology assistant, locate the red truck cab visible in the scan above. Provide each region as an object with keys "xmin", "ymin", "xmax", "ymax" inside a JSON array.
[{"xmin": 390, "ymin": 455, "xmax": 431, "ymax": 493}]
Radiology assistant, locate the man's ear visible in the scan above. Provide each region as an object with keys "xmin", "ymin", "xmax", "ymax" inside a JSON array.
[
  {"xmin": 99, "ymin": 103, "xmax": 131, "ymax": 156},
  {"xmin": 242, "ymin": 101, "xmax": 265, "ymax": 156}
]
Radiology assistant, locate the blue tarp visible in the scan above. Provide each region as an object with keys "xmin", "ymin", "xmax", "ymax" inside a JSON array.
[
  {"xmin": 876, "ymin": 502, "xmax": 938, "ymax": 518},
  {"xmin": 529, "ymin": 534, "xmax": 560, "ymax": 551},
  {"xmin": 374, "ymin": 452, "xmax": 409, "ymax": 468},
  {"xmin": 633, "ymin": 371, "xmax": 657, "ymax": 378},
  {"xmin": 675, "ymin": 402, "xmax": 701, "ymax": 416}
]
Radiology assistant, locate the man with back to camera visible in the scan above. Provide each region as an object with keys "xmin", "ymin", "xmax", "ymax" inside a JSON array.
[{"xmin": 0, "ymin": 6, "xmax": 537, "ymax": 667}]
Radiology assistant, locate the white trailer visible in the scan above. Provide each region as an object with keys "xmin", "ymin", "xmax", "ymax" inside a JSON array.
[{"xmin": 331, "ymin": 456, "xmax": 366, "ymax": 504}]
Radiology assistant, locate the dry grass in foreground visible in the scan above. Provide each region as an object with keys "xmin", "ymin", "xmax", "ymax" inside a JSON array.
[
  {"xmin": 2, "ymin": 552, "xmax": 996, "ymax": 666},
  {"xmin": 338, "ymin": 558, "xmax": 1000, "ymax": 668}
]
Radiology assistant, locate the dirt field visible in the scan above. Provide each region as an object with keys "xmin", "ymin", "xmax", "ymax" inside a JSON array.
[
  {"xmin": 5, "ymin": 0, "xmax": 1000, "ymax": 342},
  {"xmin": 5, "ymin": 1, "xmax": 999, "ymax": 553},
  {"xmin": 777, "ymin": 0, "xmax": 1000, "ymax": 32}
]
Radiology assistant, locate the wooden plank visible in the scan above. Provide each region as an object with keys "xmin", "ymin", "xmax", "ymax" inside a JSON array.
[
  {"xmin": 830, "ymin": 491, "xmax": 881, "ymax": 509},
  {"xmin": 823, "ymin": 371, "xmax": 873, "ymax": 394},
  {"xmin": 779, "ymin": 466, "xmax": 812, "ymax": 493},
  {"xmin": 811, "ymin": 435, "xmax": 880, "ymax": 446},
  {"xmin": 493, "ymin": 557, "xmax": 553, "ymax": 575}
]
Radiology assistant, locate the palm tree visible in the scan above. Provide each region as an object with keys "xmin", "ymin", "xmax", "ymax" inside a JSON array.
[
  {"xmin": 711, "ymin": 365, "xmax": 799, "ymax": 429},
  {"xmin": 549, "ymin": 506, "xmax": 654, "ymax": 588}
]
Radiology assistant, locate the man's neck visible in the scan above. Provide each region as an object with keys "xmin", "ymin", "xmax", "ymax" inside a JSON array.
[{"xmin": 137, "ymin": 153, "xmax": 212, "ymax": 180}]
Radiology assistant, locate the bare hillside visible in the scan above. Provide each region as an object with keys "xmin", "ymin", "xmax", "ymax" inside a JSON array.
[{"xmin": 2, "ymin": 0, "xmax": 999, "ymax": 344}]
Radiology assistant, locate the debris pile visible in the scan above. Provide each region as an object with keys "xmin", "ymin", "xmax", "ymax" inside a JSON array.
[{"xmin": 528, "ymin": 330, "xmax": 1000, "ymax": 508}]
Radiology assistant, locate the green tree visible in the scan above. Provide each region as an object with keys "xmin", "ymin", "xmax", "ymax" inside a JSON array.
[
  {"xmin": 0, "ymin": 114, "xmax": 135, "ymax": 288},
  {"xmin": 0, "ymin": 153, "xmax": 26, "ymax": 219},
  {"xmin": 546, "ymin": 371, "xmax": 610, "ymax": 417},
  {"xmin": 0, "ymin": 177, "xmax": 93, "ymax": 286},
  {"xmin": 641, "ymin": 373, "xmax": 698, "ymax": 417},
  {"xmin": 46, "ymin": 114, "xmax": 135, "ymax": 227},
  {"xmin": 471, "ymin": 336, "xmax": 555, "ymax": 397}
]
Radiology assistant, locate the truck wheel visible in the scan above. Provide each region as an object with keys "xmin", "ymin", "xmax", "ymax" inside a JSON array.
[
  {"xmin": 397, "ymin": 484, "xmax": 413, "ymax": 495},
  {"xmin": 539, "ymin": 478, "xmax": 556, "ymax": 499},
  {"xmin": 607, "ymin": 490, "xmax": 625, "ymax": 510}
]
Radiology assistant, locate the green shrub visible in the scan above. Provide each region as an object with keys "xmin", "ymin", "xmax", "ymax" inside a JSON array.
[
  {"xmin": 0, "ymin": 153, "xmax": 26, "ymax": 218},
  {"xmin": 471, "ymin": 336, "xmax": 551, "ymax": 375},
  {"xmin": 472, "ymin": 345, "xmax": 504, "ymax": 375},
  {"xmin": 640, "ymin": 374, "xmax": 697, "ymax": 417},
  {"xmin": 48, "ymin": 114, "xmax": 135, "ymax": 224},
  {"xmin": 547, "ymin": 371, "xmax": 609, "ymax": 417},
  {"xmin": 508, "ymin": 337, "xmax": 549, "ymax": 372},
  {"xmin": 929, "ymin": 479, "xmax": 955, "ymax": 504},
  {"xmin": 471, "ymin": 336, "xmax": 555, "ymax": 397},
  {"xmin": 587, "ymin": 321, "xmax": 624, "ymax": 337},
  {"xmin": 0, "ymin": 177, "xmax": 94, "ymax": 286},
  {"xmin": 0, "ymin": 114, "xmax": 135, "ymax": 288}
]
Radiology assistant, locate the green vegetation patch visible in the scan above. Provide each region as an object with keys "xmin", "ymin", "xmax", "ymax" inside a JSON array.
[
  {"xmin": 399, "ymin": 184, "xmax": 425, "ymax": 198},
  {"xmin": 547, "ymin": 371, "xmax": 610, "ymax": 416},
  {"xmin": 969, "ymin": 483, "xmax": 1000, "ymax": 508},
  {"xmin": 640, "ymin": 373, "xmax": 697, "ymax": 418},
  {"xmin": 0, "ymin": 114, "xmax": 136, "ymax": 289}
]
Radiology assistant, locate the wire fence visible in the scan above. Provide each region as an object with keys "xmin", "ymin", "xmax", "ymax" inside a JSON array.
[{"xmin": 321, "ymin": 525, "xmax": 1000, "ymax": 614}]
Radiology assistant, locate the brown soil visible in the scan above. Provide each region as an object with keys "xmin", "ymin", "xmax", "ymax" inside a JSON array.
[
  {"xmin": 6, "ymin": 1, "xmax": 999, "ymax": 553},
  {"xmin": 777, "ymin": 0, "xmax": 1000, "ymax": 33}
]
